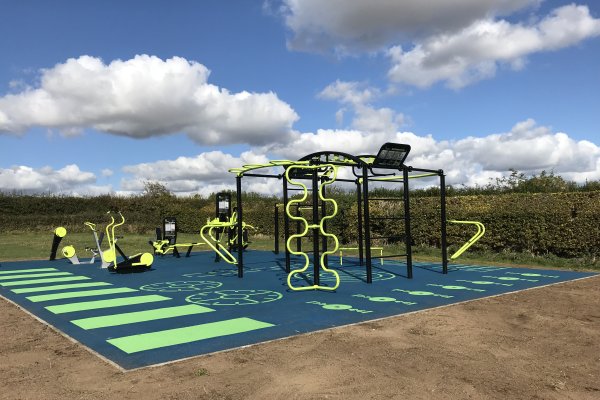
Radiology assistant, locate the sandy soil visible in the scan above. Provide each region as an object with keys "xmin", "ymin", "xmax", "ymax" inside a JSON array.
[{"xmin": 1, "ymin": 274, "xmax": 599, "ymax": 400}]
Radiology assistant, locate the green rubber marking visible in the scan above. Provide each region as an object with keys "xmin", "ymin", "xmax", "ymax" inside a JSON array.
[
  {"xmin": 71, "ymin": 304, "xmax": 215, "ymax": 330},
  {"xmin": 0, "ymin": 268, "xmax": 58, "ymax": 275},
  {"xmin": 11, "ymin": 282, "xmax": 113, "ymax": 294},
  {"xmin": 0, "ymin": 276, "xmax": 91, "ymax": 287},
  {"xmin": 322, "ymin": 304, "xmax": 353, "ymax": 310},
  {"xmin": 392, "ymin": 289, "xmax": 453, "ymax": 298},
  {"xmin": 107, "ymin": 317, "xmax": 274, "ymax": 354},
  {"xmin": 26, "ymin": 287, "xmax": 138, "ymax": 302},
  {"xmin": 0, "ymin": 272, "xmax": 73, "ymax": 280},
  {"xmin": 506, "ymin": 272, "xmax": 559, "ymax": 278},
  {"xmin": 45, "ymin": 295, "xmax": 171, "ymax": 314},
  {"xmin": 369, "ymin": 297, "xmax": 396, "ymax": 302}
]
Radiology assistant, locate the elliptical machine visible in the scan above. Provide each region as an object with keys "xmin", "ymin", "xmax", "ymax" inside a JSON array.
[{"xmin": 102, "ymin": 211, "xmax": 153, "ymax": 272}]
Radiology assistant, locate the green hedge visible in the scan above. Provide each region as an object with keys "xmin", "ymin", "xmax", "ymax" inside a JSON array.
[{"xmin": 1, "ymin": 191, "xmax": 598, "ymax": 259}]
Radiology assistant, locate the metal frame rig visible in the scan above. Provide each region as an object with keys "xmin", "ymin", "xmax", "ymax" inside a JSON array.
[{"xmin": 228, "ymin": 142, "xmax": 449, "ymax": 287}]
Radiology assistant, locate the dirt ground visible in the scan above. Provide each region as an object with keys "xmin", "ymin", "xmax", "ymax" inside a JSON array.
[{"xmin": 0, "ymin": 273, "xmax": 599, "ymax": 400}]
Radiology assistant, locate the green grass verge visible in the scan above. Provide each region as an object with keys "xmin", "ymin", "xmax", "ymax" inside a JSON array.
[{"xmin": 0, "ymin": 231, "xmax": 596, "ymax": 272}]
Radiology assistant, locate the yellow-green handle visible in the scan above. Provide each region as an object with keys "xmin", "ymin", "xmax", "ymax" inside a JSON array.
[{"xmin": 448, "ymin": 220, "xmax": 485, "ymax": 260}]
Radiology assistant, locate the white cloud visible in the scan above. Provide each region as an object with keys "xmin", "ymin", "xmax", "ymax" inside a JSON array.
[
  {"xmin": 388, "ymin": 4, "xmax": 600, "ymax": 88},
  {"xmin": 264, "ymin": 119, "xmax": 599, "ymax": 186},
  {"xmin": 319, "ymin": 80, "xmax": 380, "ymax": 105},
  {"xmin": 453, "ymin": 119, "xmax": 600, "ymax": 174},
  {"xmin": 101, "ymin": 168, "xmax": 113, "ymax": 177},
  {"xmin": 281, "ymin": 0, "xmax": 538, "ymax": 53},
  {"xmin": 0, "ymin": 55, "xmax": 298, "ymax": 145},
  {"xmin": 2, "ymin": 120, "xmax": 596, "ymax": 196},
  {"xmin": 0, "ymin": 164, "xmax": 98, "ymax": 194},
  {"xmin": 120, "ymin": 150, "xmax": 274, "ymax": 195},
  {"xmin": 280, "ymin": 2, "xmax": 600, "ymax": 89},
  {"xmin": 318, "ymin": 80, "xmax": 404, "ymax": 133}
]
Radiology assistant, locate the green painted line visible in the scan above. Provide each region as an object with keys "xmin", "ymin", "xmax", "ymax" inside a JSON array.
[
  {"xmin": 107, "ymin": 317, "xmax": 274, "ymax": 354},
  {"xmin": 26, "ymin": 287, "xmax": 138, "ymax": 303},
  {"xmin": 0, "ymin": 268, "xmax": 58, "ymax": 275},
  {"xmin": 0, "ymin": 272, "xmax": 73, "ymax": 281},
  {"xmin": 45, "ymin": 295, "xmax": 172, "ymax": 314},
  {"xmin": 11, "ymin": 282, "xmax": 113, "ymax": 294},
  {"xmin": 0, "ymin": 276, "xmax": 91, "ymax": 287},
  {"xmin": 71, "ymin": 304, "xmax": 215, "ymax": 330}
]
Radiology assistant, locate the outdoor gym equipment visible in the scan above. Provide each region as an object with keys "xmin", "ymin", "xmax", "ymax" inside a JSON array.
[
  {"xmin": 200, "ymin": 209, "xmax": 255, "ymax": 265},
  {"xmin": 448, "ymin": 220, "xmax": 486, "ymax": 260},
  {"xmin": 102, "ymin": 211, "xmax": 153, "ymax": 272},
  {"xmin": 285, "ymin": 163, "xmax": 340, "ymax": 291},
  {"xmin": 200, "ymin": 192, "xmax": 255, "ymax": 264},
  {"xmin": 274, "ymin": 204, "xmax": 384, "ymax": 266},
  {"xmin": 149, "ymin": 216, "xmax": 204, "ymax": 257},
  {"xmin": 226, "ymin": 142, "xmax": 487, "ymax": 288},
  {"xmin": 49, "ymin": 227, "xmax": 67, "ymax": 261},
  {"xmin": 60, "ymin": 222, "xmax": 106, "ymax": 266}
]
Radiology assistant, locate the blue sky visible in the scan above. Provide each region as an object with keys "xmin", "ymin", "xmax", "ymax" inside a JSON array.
[{"xmin": 0, "ymin": 0, "xmax": 599, "ymax": 195}]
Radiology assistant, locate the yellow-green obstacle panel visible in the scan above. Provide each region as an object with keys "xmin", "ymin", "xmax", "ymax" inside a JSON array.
[
  {"xmin": 285, "ymin": 164, "xmax": 340, "ymax": 291},
  {"xmin": 448, "ymin": 220, "xmax": 486, "ymax": 260}
]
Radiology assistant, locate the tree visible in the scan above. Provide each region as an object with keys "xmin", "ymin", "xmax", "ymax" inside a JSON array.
[{"xmin": 142, "ymin": 181, "xmax": 173, "ymax": 198}]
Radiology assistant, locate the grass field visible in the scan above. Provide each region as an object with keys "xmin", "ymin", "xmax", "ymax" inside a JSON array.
[{"xmin": 1, "ymin": 230, "xmax": 596, "ymax": 271}]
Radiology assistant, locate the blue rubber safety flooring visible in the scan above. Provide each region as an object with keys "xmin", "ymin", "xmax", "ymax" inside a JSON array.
[{"xmin": 0, "ymin": 251, "xmax": 595, "ymax": 370}]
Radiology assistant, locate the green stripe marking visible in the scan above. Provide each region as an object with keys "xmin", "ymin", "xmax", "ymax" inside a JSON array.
[
  {"xmin": 71, "ymin": 304, "xmax": 215, "ymax": 330},
  {"xmin": 45, "ymin": 295, "xmax": 171, "ymax": 314},
  {"xmin": 107, "ymin": 317, "xmax": 275, "ymax": 354},
  {"xmin": 11, "ymin": 282, "xmax": 113, "ymax": 294},
  {"xmin": 26, "ymin": 287, "xmax": 138, "ymax": 302},
  {"xmin": 0, "ymin": 276, "xmax": 91, "ymax": 287},
  {"xmin": 0, "ymin": 268, "xmax": 58, "ymax": 275},
  {"xmin": 0, "ymin": 272, "xmax": 73, "ymax": 281}
]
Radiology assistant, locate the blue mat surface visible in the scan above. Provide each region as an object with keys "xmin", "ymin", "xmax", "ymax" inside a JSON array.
[{"xmin": 0, "ymin": 251, "xmax": 595, "ymax": 370}]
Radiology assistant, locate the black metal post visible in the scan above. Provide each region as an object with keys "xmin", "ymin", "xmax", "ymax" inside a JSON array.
[
  {"xmin": 283, "ymin": 173, "xmax": 291, "ymax": 273},
  {"xmin": 236, "ymin": 175, "xmax": 244, "ymax": 278},
  {"xmin": 356, "ymin": 180, "xmax": 363, "ymax": 265},
  {"xmin": 362, "ymin": 165, "xmax": 372, "ymax": 283},
  {"xmin": 402, "ymin": 167, "xmax": 413, "ymax": 279},
  {"xmin": 312, "ymin": 169, "xmax": 320, "ymax": 286},
  {"xmin": 440, "ymin": 171, "xmax": 448, "ymax": 274},
  {"xmin": 274, "ymin": 204, "xmax": 279, "ymax": 254},
  {"xmin": 214, "ymin": 194, "xmax": 221, "ymax": 263}
]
